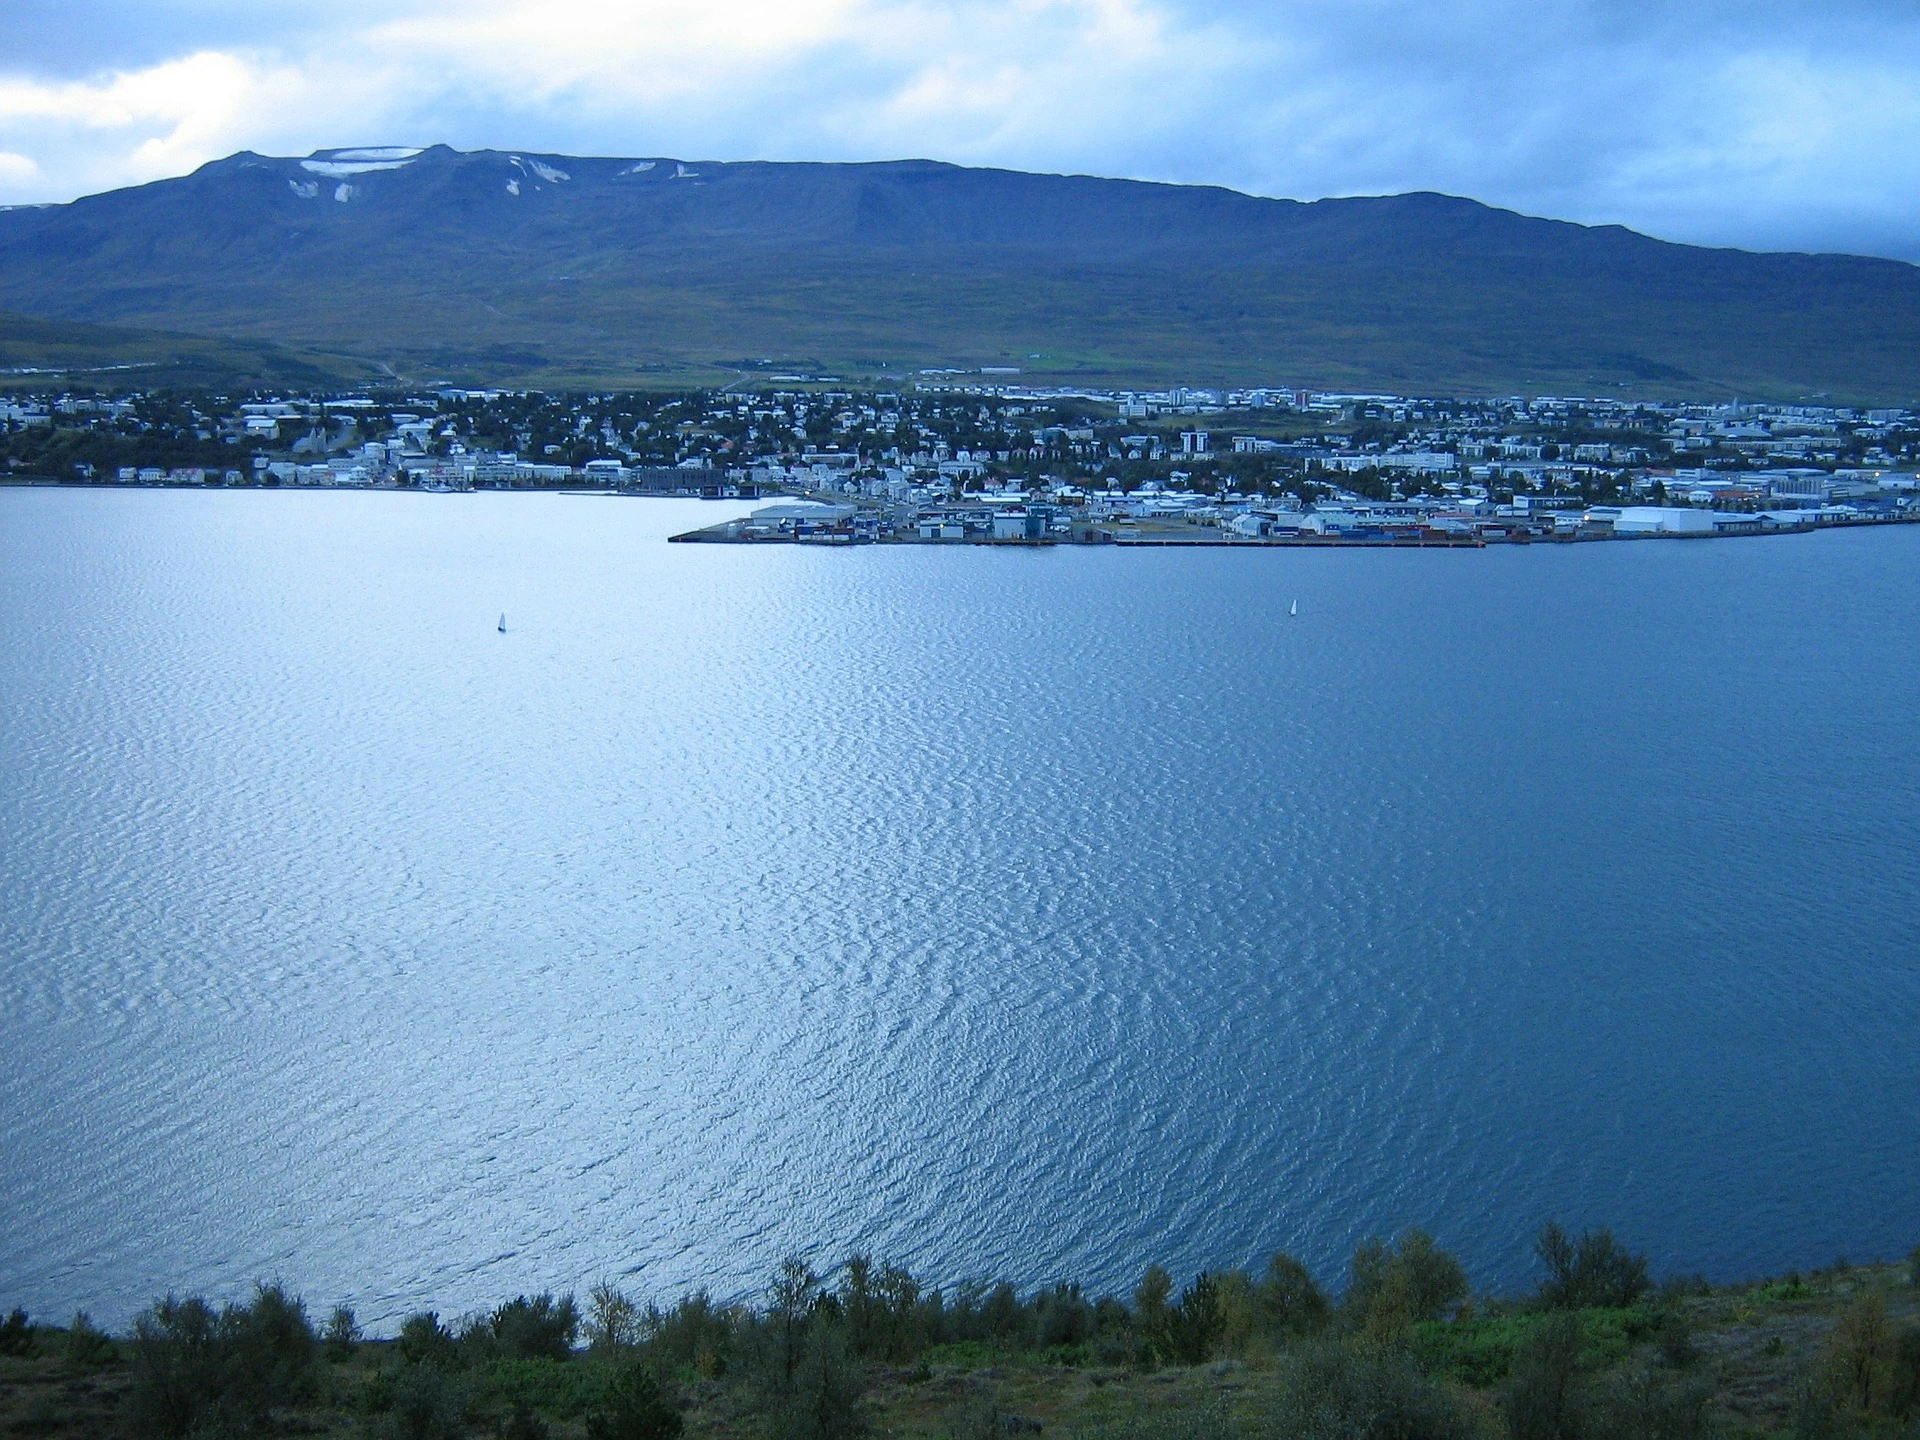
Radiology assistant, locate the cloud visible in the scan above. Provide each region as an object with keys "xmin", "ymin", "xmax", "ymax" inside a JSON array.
[
  {"xmin": 0, "ymin": 0, "xmax": 1916, "ymax": 258},
  {"xmin": 0, "ymin": 151, "xmax": 42, "ymax": 192}
]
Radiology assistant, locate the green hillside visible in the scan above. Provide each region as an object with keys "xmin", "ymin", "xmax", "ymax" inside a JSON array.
[
  {"xmin": 0, "ymin": 311, "xmax": 375, "ymax": 391},
  {"xmin": 2, "ymin": 148, "xmax": 1918, "ymax": 400}
]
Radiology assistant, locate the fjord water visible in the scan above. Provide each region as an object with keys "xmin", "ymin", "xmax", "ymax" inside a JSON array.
[{"xmin": 3, "ymin": 489, "xmax": 1917, "ymax": 1328}]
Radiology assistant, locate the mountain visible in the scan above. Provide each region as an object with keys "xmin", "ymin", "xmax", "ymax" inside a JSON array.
[{"xmin": 2, "ymin": 144, "xmax": 1918, "ymax": 400}]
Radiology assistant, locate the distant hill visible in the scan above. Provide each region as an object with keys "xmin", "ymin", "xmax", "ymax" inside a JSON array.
[
  {"xmin": 2, "ymin": 145, "xmax": 1918, "ymax": 400},
  {"xmin": 0, "ymin": 311, "xmax": 373, "ymax": 391}
]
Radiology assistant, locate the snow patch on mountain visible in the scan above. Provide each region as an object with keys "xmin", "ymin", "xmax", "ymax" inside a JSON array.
[
  {"xmin": 302, "ymin": 158, "xmax": 414, "ymax": 177},
  {"xmin": 327, "ymin": 147, "xmax": 422, "ymax": 162}
]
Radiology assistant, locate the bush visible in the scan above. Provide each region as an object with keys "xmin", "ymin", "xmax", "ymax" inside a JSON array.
[
  {"xmin": 1536, "ymin": 1225, "xmax": 1651, "ymax": 1312},
  {"xmin": 1272, "ymin": 1335, "xmax": 1476, "ymax": 1440},
  {"xmin": 1822, "ymin": 1292, "xmax": 1892, "ymax": 1411},
  {"xmin": 376, "ymin": 1362, "xmax": 473, "ymax": 1440},
  {"xmin": 399, "ymin": 1311, "xmax": 461, "ymax": 1369},
  {"xmin": 490, "ymin": 1293, "xmax": 580, "ymax": 1362},
  {"xmin": 1505, "ymin": 1312, "xmax": 1589, "ymax": 1440},
  {"xmin": 487, "ymin": 1356, "xmax": 616, "ymax": 1418},
  {"xmin": 1346, "ymin": 1231, "xmax": 1470, "ymax": 1336},
  {"xmin": 65, "ymin": 1310, "xmax": 117, "ymax": 1367},
  {"xmin": 644, "ymin": 1290, "xmax": 735, "ymax": 1378},
  {"xmin": 501, "ymin": 1401, "xmax": 553, "ymax": 1440},
  {"xmin": 1256, "ymin": 1252, "xmax": 1331, "ymax": 1337},
  {"xmin": 586, "ymin": 1363, "xmax": 684, "ymax": 1440},
  {"xmin": 588, "ymin": 1283, "xmax": 642, "ymax": 1355},
  {"xmin": 772, "ymin": 1328, "xmax": 867, "ymax": 1440},
  {"xmin": 1166, "ymin": 1274, "xmax": 1226, "ymax": 1366},
  {"xmin": 1031, "ymin": 1283, "xmax": 1096, "ymax": 1354},
  {"xmin": 126, "ymin": 1285, "xmax": 318, "ymax": 1438},
  {"xmin": 1654, "ymin": 1308, "xmax": 1697, "ymax": 1369},
  {"xmin": 1134, "ymin": 1266, "xmax": 1174, "ymax": 1364},
  {"xmin": 0, "ymin": 1308, "xmax": 33, "ymax": 1357},
  {"xmin": 1597, "ymin": 1368, "xmax": 1715, "ymax": 1440},
  {"xmin": 324, "ymin": 1303, "xmax": 360, "ymax": 1360},
  {"xmin": 1888, "ymin": 1325, "xmax": 1920, "ymax": 1419}
]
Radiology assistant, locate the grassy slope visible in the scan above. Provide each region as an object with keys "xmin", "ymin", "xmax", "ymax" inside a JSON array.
[
  {"xmin": 2, "ymin": 1262, "xmax": 1910, "ymax": 1439},
  {"xmin": 3, "ymin": 153, "xmax": 1919, "ymax": 399},
  {"xmin": 0, "ymin": 312, "xmax": 378, "ymax": 391}
]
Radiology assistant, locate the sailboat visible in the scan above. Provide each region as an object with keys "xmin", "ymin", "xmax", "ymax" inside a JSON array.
[
  {"xmin": 497, "ymin": 613, "xmax": 507, "ymax": 633},
  {"xmin": 1290, "ymin": 599, "xmax": 1298, "ymax": 617}
]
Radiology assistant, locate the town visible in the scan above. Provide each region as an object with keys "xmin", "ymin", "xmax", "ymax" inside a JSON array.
[{"xmin": 3, "ymin": 381, "xmax": 1916, "ymax": 544}]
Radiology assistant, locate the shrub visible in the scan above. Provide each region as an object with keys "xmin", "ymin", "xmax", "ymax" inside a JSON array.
[
  {"xmin": 0, "ymin": 1308, "xmax": 33, "ymax": 1357},
  {"xmin": 1346, "ymin": 1231, "xmax": 1470, "ymax": 1337},
  {"xmin": 588, "ymin": 1283, "xmax": 642, "ymax": 1355},
  {"xmin": 586, "ymin": 1363, "xmax": 684, "ymax": 1440},
  {"xmin": 324, "ymin": 1303, "xmax": 360, "ymax": 1360},
  {"xmin": 1597, "ymin": 1368, "xmax": 1715, "ymax": 1440},
  {"xmin": 1272, "ymin": 1334, "xmax": 1476, "ymax": 1440},
  {"xmin": 1790, "ymin": 1377, "xmax": 1842, "ymax": 1440},
  {"xmin": 1888, "ymin": 1325, "xmax": 1920, "ymax": 1418},
  {"xmin": 226, "ymin": 1282, "xmax": 318, "ymax": 1411},
  {"xmin": 491, "ymin": 1293, "xmax": 580, "ymax": 1362},
  {"xmin": 65, "ymin": 1310, "xmax": 117, "ymax": 1367},
  {"xmin": 1166, "ymin": 1274, "xmax": 1226, "ymax": 1366},
  {"xmin": 126, "ymin": 1285, "xmax": 317, "ymax": 1438},
  {"xmin": 487, "ymin": 1355, "xmax": 616, "ymax": 1418},
  {"xmin": 1505, "ymin": 1312, "xmax": 1589, "ymax": 1440},
  {"xmin": 1822, "ymin": 1292, "xmax": 1892, "ymax": 1411},
  {"xmin": 1031, "ymin": 1283, "xmax": 1096, "ymax": 1353},
  {"xmin": 1654, "ymin": 1308, "xmax": 1697, "ymax": 1369},
  {"xmin": 644, "ymin": 1290, "xmax": 735, "ymax": 1378},
  {"xmin": 502, "ymin": 1401, "xmax": 553, "ymax": 1440},
  {"xmin": 376, "ymin": 1361, "xmax": 473, "ymax": 1440},
  {"xmin": 1256, "ymin": 1252, "xmax": 1331, "ymax": 1337},
  {"xmin": 1536, "ymin": 1224, "xmax": 1651, "ymax": 1312},
  {"xmin": 771, "ymin": 1329, "xmax": 866, "ymax": 1440},
  {"xmin": 399, "ymin": 1311, "xmax": 461, "ymax": 1369},
  {"xmin": 1134, "ymin": 1266, "xmax": 1174, "ymax": 1364}
]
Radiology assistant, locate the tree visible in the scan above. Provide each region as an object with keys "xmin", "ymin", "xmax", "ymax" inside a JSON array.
[
  {"xmin": 1256, "ymin": 1252, "xmax": 1331, "ymax": 1337},
  {"xmin": 1535, "ymin": 1223, "xmax": 1651, "ymax": 1311},
  {"xmin": 769, "ymin": 1257, "xmax": 822, "ymax": 1390},
  {"xmin": 586, "ymin": 1364, "xmax": 684, "ymax": 1440},
  {"xmin": 587, "ymin": 1283, "xmax": 641, "ymax": 1355},
  {"xmin": 1133, "ymin": 1265, "xmax": 1174, "ymax": 1363},
  {"xmin": 1344, "ymin": 1231, "xmax": 1469, "ymax": 1336},
  {"xmin": 1823, "ymin": 1292, "xmax": 1892, "ymax": 1412},
  {"xmin": 773, "ymin": 1328, "xmax": 867, "ymax": 1440},
  {"xmin": 1166, "ymin": 1274, "xmax": 1226, "ymax": 1366},
  {"xmin": 1505, "ymin": 1312, "xmax": 1588, "ymax": 1440},
  {"xmin": 489, "ymin": 1293, "xmax": 580, "ymax": 1362}
]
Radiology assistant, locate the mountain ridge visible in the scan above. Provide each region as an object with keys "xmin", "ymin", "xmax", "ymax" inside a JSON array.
[{"xmin": 2, "ymin": 145, "xmax": 1917, "ymax": 399}]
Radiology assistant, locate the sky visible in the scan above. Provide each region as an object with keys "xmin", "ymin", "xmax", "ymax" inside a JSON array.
[{"xmin": 2, "ymin": 0, "xmax": 1919, "ymax": 260}]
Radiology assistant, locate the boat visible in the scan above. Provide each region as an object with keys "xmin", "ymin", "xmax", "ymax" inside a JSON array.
[
  {"xmin": 497, "ymin": 613, "xmax": 507, "ymax": 633},
  {"xmin": 1290, "ymin": 599, "xmax": 1298, "ymax": 616}
]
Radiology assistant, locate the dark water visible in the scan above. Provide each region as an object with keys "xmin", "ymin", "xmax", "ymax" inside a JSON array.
[{"xmin": 2, "ymin": 488, "xmax": 1917, "ymax": 1329}]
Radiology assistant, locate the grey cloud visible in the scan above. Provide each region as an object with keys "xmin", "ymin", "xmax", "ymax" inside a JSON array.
[{"xmin": 2, "ymin": 0, "xmax": 1917, "ymax": 260}]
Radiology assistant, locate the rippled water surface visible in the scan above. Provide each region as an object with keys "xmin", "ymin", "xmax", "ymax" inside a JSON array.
[{"xmin": 3, "ymin": 488, "xmax": 1918, "ymax": 1327}]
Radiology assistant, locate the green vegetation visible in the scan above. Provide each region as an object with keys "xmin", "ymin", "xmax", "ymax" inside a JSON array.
[
  {"xmin": 2, "ymin": 1225, "xmax": 1917, "ymax": 1439},
  {"xmin": 3, "ymin": 153, "xmax": 1920, "ymax": 400},
  {"xmin": 0, "ymin": 312, "xmax": 374, "ymax": 392}
]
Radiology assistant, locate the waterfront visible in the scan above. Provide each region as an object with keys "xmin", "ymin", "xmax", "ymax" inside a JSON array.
[{"xmin": 2, "ymin": 488, "xmax": 1917, "ymax": 1330}]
